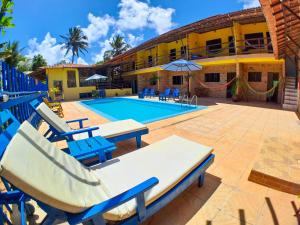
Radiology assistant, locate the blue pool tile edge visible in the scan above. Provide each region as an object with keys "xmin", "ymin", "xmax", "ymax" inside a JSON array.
[{"xmin": 79, "ymin": 97, "xmax": 207, "ymax": 124}]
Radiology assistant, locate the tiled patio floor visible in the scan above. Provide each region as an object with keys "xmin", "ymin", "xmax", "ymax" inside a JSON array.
[{"xmin": 30, "ymin": 97, "xmax": 300, "ymax": 225}]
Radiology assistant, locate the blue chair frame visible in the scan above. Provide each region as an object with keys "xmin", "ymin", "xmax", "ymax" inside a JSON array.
[
  {"xmin": 172, "ymin": 88, "xmax": 180, "ymax": 99},
  {"xmin": 159, "ymin": 88, "xmax": 171, "ymax": 101},
  {"xmin": 138, "ymin": 88, "xmax": 148, "ymax": 99},
  {"xmin": 30, "ymin": 99, "xmax": 149, "ymax": 148},
  {"xmin": 0, "ymin": 109, "xmax": 214, "ymax": 225},
  {"xmin": 147, "ymin": 88, "xmax": 155, "ymax": 98}
]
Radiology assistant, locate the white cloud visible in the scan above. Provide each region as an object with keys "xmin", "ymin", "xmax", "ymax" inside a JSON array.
[
  {"xmin": 148, "ymin": 7, "xmax": 175, "ymax": 34},
  {"xmin": 92, "ymin": 38, "xmax": 113, "ymax": 63},
  {"xmin": 127, "ymin": 33, "xmax": 144, "ymax": 47},
  {"xmin": 77, "ymin": 57, "xmax": 88, "ymax": 65},
  {"xmin": 27, "ymin": 32, "xmax": 69, "ymax": 65},
  {"xmin": 82, "ymin": 13, "xmax": 115, "ymax": 44},
  {"xmin": 239, "ymin": 0, "xmax": 260, "ymax": 9},
  {"xmin": 117, "ymin": 0, "xmax": 175, "ymax": 34}
]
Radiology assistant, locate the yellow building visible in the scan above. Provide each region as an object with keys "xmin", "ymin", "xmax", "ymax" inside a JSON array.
[
  {"xmin": 96, "ymin": 7, "xmax": 286, "ymax": 103},
  {"xmin": 30, "ymin": 64, "xmax": 132, "ymax": 101},
  {"xmin": 30, "ymin": 64, "xmax": 96, "ymax": 101}
]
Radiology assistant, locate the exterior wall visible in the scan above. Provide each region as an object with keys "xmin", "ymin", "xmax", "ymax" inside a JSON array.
[
  {"xmin": 242, "ymin": 63, "xmax": 283, "ymax": 101},
  {"xmin": 190, "ymin": 64, "xmax": 236, "ymax": 98},
  {"xmin": 298, "ymin": 50, "xmax": 300, "ymax": 113},
  {"xmin": 134, "ymin": 62, "xmax": 283, "ymax": 101},
  {"xmin": 47, "ymin": 68, "xmax": 96, "ymax": 101},
  {"xmin": 105, "ymin": 88, "xmax": 132, "ymax": 97}
]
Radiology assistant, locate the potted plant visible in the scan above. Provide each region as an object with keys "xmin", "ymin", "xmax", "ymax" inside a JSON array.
[
  {"xmin": 149, "ymin": 74, "xmax": 159, "ymax": 86},
  {"xmin": 231, "ymin": 80, "xmax": 240, "ymax": 102}
]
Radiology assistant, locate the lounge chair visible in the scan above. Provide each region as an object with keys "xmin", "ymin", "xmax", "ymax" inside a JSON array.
[
  {"xmin": 0, "ymin": 109, "xmax": 214, "ymax": 225},
  {"xmin": 43, "ymin": 97, "xmax": 64, "ymax": 118},
  {"xmin": 30, "ymin": 99, "xmax": 148, "ymax": 147},
  {"xmin": 159, "ymin": 88, "xmax": 171, "ymax": 101}
]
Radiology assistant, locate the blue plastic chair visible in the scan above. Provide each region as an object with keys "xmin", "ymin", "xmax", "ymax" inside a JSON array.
[
  {"xmin": 0, "ymin": 109, "xmax": 214, "ymax": 225},
  {"xmin": 147, "ymin": 88, "xmax": 155, "ymax": 98},
  {"xmin": 172, "ymin": 88, "xmax": 180, "ymax": 99},
  {"xmin": 159, "ymin": 88, "xmax": 171, "ymax": 101},
  {"xmin": 138, "ymin": 88, "xmax": 148, "ymax": 98}
]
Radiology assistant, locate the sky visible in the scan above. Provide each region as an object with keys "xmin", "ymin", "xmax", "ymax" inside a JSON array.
[{"xmin": 2, "ymin": 0, "xmax": 260, "ymax": 65}]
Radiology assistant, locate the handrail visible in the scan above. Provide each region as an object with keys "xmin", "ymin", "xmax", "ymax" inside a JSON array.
[
  {"xmin": 180, "ymin": 95, "xmax": 189, "ymax": 108},
  {"xmin": 119, "ymin": 37, "xmax": 273, "ymax": 72},
  {"xmin": 189, "ymin": 95, "xmax": 198, "ymax": 108}
]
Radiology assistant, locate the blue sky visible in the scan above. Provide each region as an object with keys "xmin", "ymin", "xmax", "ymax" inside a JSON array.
[{"xmin": 3, "ymin": 0, "xmax": 260, "ymax": 65}]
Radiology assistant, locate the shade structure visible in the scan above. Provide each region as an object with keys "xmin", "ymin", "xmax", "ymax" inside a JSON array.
[
  {"xmin": 85, "ymin": 74, "xmax": 107, "ymax": 81},
  {"xmin": 161, "ymin": 59, "xmax": 202, "ymax": 72}
]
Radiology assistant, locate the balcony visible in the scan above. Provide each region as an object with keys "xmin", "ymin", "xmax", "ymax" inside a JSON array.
[{"xmin": 120, "ymin": 38, "xmax": 273, "ymax": 73}]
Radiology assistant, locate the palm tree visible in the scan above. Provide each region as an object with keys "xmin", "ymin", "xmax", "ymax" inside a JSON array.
[
  {"xmin": 3, "ymin": 41, "xmax": 26, "ymax": 67},
  {"xmin": 31, "ymin": 54, "xmax": 47, "ymax": 71},
  {"xmin": 103, "ymin": 35, "xmax": 130, "ymax": 62},
  {"xmin": 60, "ymin": 27, "xmax": 88, "ymax": 63}
]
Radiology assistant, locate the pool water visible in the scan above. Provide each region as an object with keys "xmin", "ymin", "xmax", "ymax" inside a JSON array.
[{"xmin": 81, "ymin": 98, "xmax": 206, "ymax": 123}]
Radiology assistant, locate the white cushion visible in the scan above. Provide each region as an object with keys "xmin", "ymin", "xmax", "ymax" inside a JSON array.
[
  {"xmin": 91, "ymin": 135, "xmax": 213, "ymax": 220},
  {"xmin": 73, "ymin": 119, "xmax": 147, "ymax": 140},
  {"xmin": 0, "ymin": 121, "xmax": 107, "ymax": 213},
  {"xmin": 36, "ymin": 102, "xmax": 71, "ymax": 133},
  {"xmin": 0, "ymin": 122, "xmax": 213, "ymax": 221}
]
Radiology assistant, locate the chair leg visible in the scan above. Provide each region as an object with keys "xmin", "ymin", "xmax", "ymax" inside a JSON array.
[
  {"xmin": 40, "ymin": 215, "xmax": 57, "ymax": 225},
  {"xmin": 198, "ymin": 173, "xmax": 205, "ymax": 187},
  {"xmin": 136, "ymin": 136, "xmax": 142, "ymax": 148}
]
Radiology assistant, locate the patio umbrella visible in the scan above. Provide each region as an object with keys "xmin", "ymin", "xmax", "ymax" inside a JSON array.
[
  {"xmin": 161, "ymin": 59, "xmax": 202, "ymax": 96},
  {"xmin": 85, "ymin": 74, "xmax": 107, "ymax": 81},
  {"xmin": 85, "ymin": 74, "xmax": 107, "ymax": 89}
]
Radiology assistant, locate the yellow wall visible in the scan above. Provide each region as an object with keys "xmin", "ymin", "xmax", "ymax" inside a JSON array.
[
  {"xmin": 105, "ymin": 88, "xmax": 132, "ymax": 97},
  {"xmin": 47, "ymin": 68, "xmax": 96, "ymax": 101},
  {"xmin": 127, "ymin": 21, "xmax": 271, "ymax": 69}
]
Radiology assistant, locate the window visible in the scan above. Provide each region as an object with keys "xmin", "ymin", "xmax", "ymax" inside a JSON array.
[
  {"xmin": 67, "ymin": 71, "xmax": 76, "ymax": 88},
  {"xmin": 244, "ymin": 33, "xmax": 264, "ymax": 50},
  {"xmin": 180, "ymin": 46, "xmax": 187, "ymax": 58},
  {"xmin": 248, "ymin": 72, "xmax": 262, "ymax": 82},
  {"xmin": 205, "ymin": 73, "xmax": 220, "ymax": 82},
  {"xmin": 169, "ymin": 49, "xmax": 176, "ymax": 61},
  {"xmin": 206, "ymin": 38, "xmax": 222, "ymax": 53},
  {"xmin": 228, "ymin": 36, "xmax": 235, "ymax": 55},
  {"xmin": 172, "ymin": 75, "xmax": 183, "ymax": 85},
  {"xmin": 148, "ymin": 55, "xmax": 153, "ymax": 67}
]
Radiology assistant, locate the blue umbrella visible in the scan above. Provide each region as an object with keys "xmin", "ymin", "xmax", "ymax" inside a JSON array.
[
  {"xmin": 161, "ymin": 59, "xmax": 202, "ymax": 72},
  {"xmin": 161, "ymin": 59, "xmax": 202, "ymax": 97}
]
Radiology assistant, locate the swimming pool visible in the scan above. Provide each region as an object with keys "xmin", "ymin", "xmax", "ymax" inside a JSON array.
[{"xmin": 80, "ymin": 98, "xmax": 206, "ymax": 123}]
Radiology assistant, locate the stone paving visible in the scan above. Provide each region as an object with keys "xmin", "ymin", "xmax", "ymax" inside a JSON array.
[{"xmin": 25, "ymin": 97, "xmax": 300, "ymax": 225}]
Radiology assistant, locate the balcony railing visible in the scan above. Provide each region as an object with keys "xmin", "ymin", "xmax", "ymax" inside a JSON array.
[{"xmin": 120, "ymin": 38, "xmax": 273, "ymax": 73}]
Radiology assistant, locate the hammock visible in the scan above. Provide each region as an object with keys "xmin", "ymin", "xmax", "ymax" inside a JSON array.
[
  {"xmin": 244, "ymin": 40, "xmax": 265, "ymax": 50},
  {"xmin": 242, "ymin": 77, "xmax": 280, "ymax": 97},
  {"xmin": 195, "ymin": 77, "xmax": 236, "ymax": 90}
]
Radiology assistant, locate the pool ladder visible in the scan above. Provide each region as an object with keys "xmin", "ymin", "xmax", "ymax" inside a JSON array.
[{"xmin": 180, "ymin": 95, "xmax": 198, "ymax": 108}]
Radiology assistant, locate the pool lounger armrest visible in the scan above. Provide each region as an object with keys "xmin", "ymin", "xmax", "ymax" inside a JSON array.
[
  {"xmin": 59, "ymin": 127, "xmax": 99, "ymax": 141},
  {"xmin": 67, "ymin": 177, "xmax": 159, "ymax": 225},
  {"xmin": 66, "ymin": 118, "xmax": 89, "ymax": 128}
]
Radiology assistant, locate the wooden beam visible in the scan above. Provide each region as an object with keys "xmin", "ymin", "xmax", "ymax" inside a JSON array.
[{"xmin": 282, "ymin": 3, "xmax": 300, "ymax": 20}]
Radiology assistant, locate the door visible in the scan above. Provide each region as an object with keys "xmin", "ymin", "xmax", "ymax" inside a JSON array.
[
  {"xmin": 226, "ymin": 72, "xmax": 236, "ymax": 98},
  {"xmin": 53, "ymin": 80, "xmax": 63, "ymax": 100},
  {"xmin": 267, "ymin": 72, "xmax": 279, "ymax": 102},
  {"xmin": 132, "ymin": 79, "xmax": 138, "ymax": 94}
]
